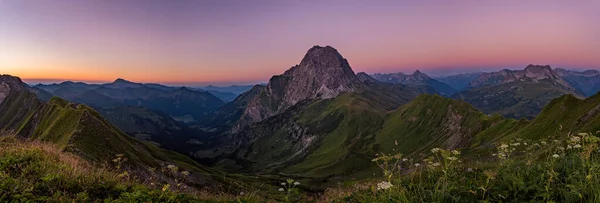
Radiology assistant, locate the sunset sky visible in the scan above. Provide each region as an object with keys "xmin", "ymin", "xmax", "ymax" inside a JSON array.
[{"xmin": 1, "ymin": 0, "xmax": 599, "ymax": 85}]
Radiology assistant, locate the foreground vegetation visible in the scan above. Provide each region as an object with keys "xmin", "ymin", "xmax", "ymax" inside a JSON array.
[
  {"xmin": 3, "ymin": 129, "xmax": 600, "ymax": 202},
  {"xmin": 0, "ymin": 135, "xmax": 265, "ymax": 202},
  {"xmin": 326, "ymin": 131, "xmax": 600, "ymax": 202}
]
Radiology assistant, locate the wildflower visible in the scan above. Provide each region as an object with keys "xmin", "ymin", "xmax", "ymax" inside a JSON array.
[
  {"xmin": 376, "ymin": 181, "xmax": 393, "ymax": 190},
  {"xmin": 553, "ymin": 140, "xmax": 560, "ymax": 143},
  {"xmin": 492, "ymin": 153, "xmax": 497, "ymax": 157},
  {"xmin": 467, "ymin": 168, "xmax": 473, "ymax": 172},
  {"xmin": 552, "ymin": 154, "xmax": 560, "ymax": 158},
  {"xmin": 167, "ymin": 165, "xmax": 178, "ymax": 171},
  {"xmin": 181, "ymin": 171, "xmax": 190, "ymax": 176},
  {"xmin": 571, "ymin": 136, "xmax": 581, "ymax": 143},
  {"xmin": 499, "ymin": 144, "xmax": 509, "ymax": 149},
  {"xmin": 510, "ymin": 142, "xmax": 520, "ymax": 146},
  {"xmin": 558, "ymin": 146, "xmax": 565, "ymax": 151},
  {"xmin": 278, "ymin": 188, "xmax": 285, "ymax": 192},
  {"xmin": 523, "ymin": 142, "xmax": 528, "ymax": 146},
  {"xmin": 446, "ymin": 157, "xmax": 458, "ymax": 161},
  {"xmin": 432, "ymin": 162, "xmax": 441, "ymax": 167},
  {"xmin": 578, "ymin": 132, "xmax": 589, "ymax": 137},
  {"xmin": 567, "ymin": 145, "xmax": 573, "ymax": 150},
  {"xmin": 402, "ymin": 158, "xmax": 408, "ymax": 162},
  {"xmin": 239, "ymin": 192, "xmax": 245, "ymax": 196},
  {"xmin": 541, "ymin": 141, "xmax": 547, "ymax": 145},
  {"xmin": 414, "ymin": 163, "xmax": 421, "ymax": 167},
  {"xmin": 574, "ymin": 144, "xmax": 582, "ymax": 149},
  {"xmin": 281, "ymin": 182, "xmax": 286, "ymax": 186},
  {"xmin": 452, "ymin": 150, "xmax": 461, "ymax": 155},
  {"xmin": 293, "ymin": 182, "xmax": 300, "ymax": 186},
  {"xmin": 431, "ymin": 148, "xmax": 441, "ymax": 153},
  {"xmin": 395, "ymin": 140, "xmax": 398, "ymax": 146}
]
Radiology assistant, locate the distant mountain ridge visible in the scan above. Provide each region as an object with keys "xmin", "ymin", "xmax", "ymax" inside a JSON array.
[
  {"xmin": 434, "ymin": 72, "xmax": 483, "ymax": 91},
  {"xmin": 467, "ymin": 65, "xmax": 576, "ymax": 91},
  {"xmin": 555, "ymin": 68, "xmax": 600, "ymax": 97},
  {"xmin": 454, "ymin": 65, "xmax": 583, "ymax": 119},
  {"xmin": 35, "ymin": 79, "xmax": 225, "ymax": 122},
  {"xmin": 370, "ymin": 70, "xmax": 457, "ymax": 96}
]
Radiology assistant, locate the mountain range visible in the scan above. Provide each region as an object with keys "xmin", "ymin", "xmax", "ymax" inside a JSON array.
[
  {"xmin": 33, "ymin": 79, "xmax": 225, "ymax": 123},
  {"xmin": 370, "ymin": 70, "xmax": 457, "ymax": 96},
  {"xmin": 3, "ymin": 45, "xmax": 600, "ymax": 201}
]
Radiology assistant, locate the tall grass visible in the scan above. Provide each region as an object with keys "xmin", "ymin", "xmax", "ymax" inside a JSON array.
[
  {"xmin": 0, "ymin": 135, "xmax": 263, "ymax": 202},
  {"xmin": 331, "ymin": 132, "xmax": 600, "ymax": 202}
]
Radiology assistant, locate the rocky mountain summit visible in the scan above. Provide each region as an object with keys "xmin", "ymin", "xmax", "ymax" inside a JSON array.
[
  {"xmin": 467, "ymin": 65, "xmax": 574, "ymax": 91},
  {"xmin": 0, "ymin": 75, "xmax": 27, "ymax": 104},
  {"xmin": 241, "ymin": 46, "xmax": 365, "ymax": 123}
]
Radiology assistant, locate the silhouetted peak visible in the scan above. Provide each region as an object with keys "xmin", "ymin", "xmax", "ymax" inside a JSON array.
[
  {"xmin": 525, "ymin": 64, "xmax": 552, "ymax": 72},
  {"xmin": 113, "ymin": 78, "xmax": 132, "ymax": 83}
]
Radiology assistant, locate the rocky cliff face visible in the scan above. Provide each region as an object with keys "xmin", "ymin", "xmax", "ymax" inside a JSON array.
[
  {"xmin": 0, "ymin": 75, "xmax": 27, "ymax": 104},
  {"xmin": 468, "ymin": 65, "xmax": 574, "ymax": 91},
  {"xmin": 241, "ymin": 46, "xmax": 365, "ymax": 123}
]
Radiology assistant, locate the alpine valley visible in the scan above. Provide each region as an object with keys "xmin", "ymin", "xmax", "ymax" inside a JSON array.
[{"xmin": 3, "ymin": 46, "xmax": 600, "ymax": 202}]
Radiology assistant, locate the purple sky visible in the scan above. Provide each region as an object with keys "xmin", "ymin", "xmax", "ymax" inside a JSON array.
[{"xmin": 0, "ymin": 0, "xmax": 599, "ymax": 85}]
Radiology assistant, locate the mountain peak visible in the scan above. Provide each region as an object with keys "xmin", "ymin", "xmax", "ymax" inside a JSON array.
[
  {"xmin": 113, "ymin": 78, "xmax": 132, "ymax": 83},
  {"xmin": 524, "ymin": 64, "xmax": 552, "ymax": 72},
  {"xmin": 412, "ymin": 70, "xmax": 430, "ymax": 79},
  {"xmin": 288, "ymin": 45, "xmax": 353, "ymax": 75},
  {"xmin": 241, "ymin": 45, "xmax": 364, "ymax": 124},
  {"xmin": 468, "ymin": 64, "xmax": 573, "ymax": 89},
  {"xmin": 0, "ymin": 74, "xmax": 27, "ymax": 104}
]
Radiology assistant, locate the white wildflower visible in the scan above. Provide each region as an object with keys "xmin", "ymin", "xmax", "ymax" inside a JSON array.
[
  {"xmin": 447, "ymin": 157, "xmax": 458, "ymax": 161},
  {"xmin": 414, "ymin": 163, "xmax": 421, "ymax": 167},
  {"xmin": 278, "ymin": 188, "xmax": 284, "ymax": 192},
  {"xmin": 432, "ymin": 162, "xmax": 441, "ymax": 167},
  {"xmin": 552, "ymin": 154, "xmax": 560, "ymax": 158},
  {"xmin": 377, "ymin": 181, "xmax": 393, "ymax": 190},
  {"xmin": 467, "ymin": 168, "xmax": 473, "ymax": 172},
  {"xmin": 574, "ymin": 144, "xmax": 582, "ymax": 149},
  {"xmin": 431, "ymin": 148, "xmax": 441, "ymax": 153},
  {"xmin": 567, "ymin": 145, "xmax": 573, "ymax": 150},
  {"xmin": 541, "ymin": 141, "xmax": 547, "ymax": 145},
  {"xmin": 293, "ymin": 182, "xmax": 300, "ymax": 186},
  {"xmin": 452, "ymin": 150, "xmax": 461, "ymax": 155},
  {"xmin": 500, "ymin": 144, "xmax": 509, "ymax": 149},
  {"xmin": 571, "ymin": 136, "xmax": 581, "ymax": 143},
  {"xmin": 281, "ymin": 182, "xmax": 286, "ymax": 186},
  {"xmin": 402, "ymin": 158, "xmax": 408, "ymax": 162}
]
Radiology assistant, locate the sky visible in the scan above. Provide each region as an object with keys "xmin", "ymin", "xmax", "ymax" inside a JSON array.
[{"xmin": 0, "ymin": 0, "xmax": 599, "ymax": 85}]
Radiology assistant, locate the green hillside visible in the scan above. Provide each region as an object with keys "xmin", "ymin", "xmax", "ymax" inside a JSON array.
[
  {"xmin": 0, "ymin": 89, "xmax": 254, "ymax": 193},
  {"xmin": 0, "ymin": 135, "xmax": 263, "ymax": 202},
  {"xmin": 454, "ymin": 80, "xmax": 581, "ymax": 119}
]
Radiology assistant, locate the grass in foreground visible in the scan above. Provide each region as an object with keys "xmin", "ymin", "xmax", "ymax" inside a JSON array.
[
  {"xmin": 323, "ymin": 131, "xmax": 600, "ymax": 202},
  {"xmin": 0, "ymin": 135, "xmax": 264, "ymax": 202}
]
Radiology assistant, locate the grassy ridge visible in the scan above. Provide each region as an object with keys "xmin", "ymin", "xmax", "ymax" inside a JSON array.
[
  {"xmin": 0, "ymin": 135, "xmax": 263, "ymax": 202},
  {"xmin": 0, "ymin": 91, "xmax": 265, "ymax": 195}
]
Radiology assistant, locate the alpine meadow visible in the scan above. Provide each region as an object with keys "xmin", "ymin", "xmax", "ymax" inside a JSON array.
[{"xmin": 1, "ymin": 1, "xmax": 600, "ymax": 202}]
